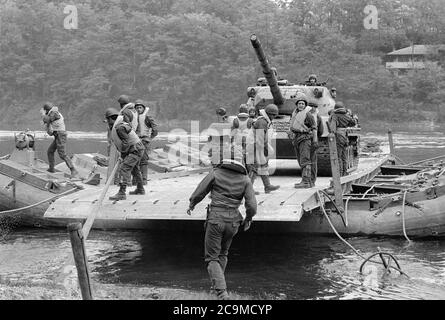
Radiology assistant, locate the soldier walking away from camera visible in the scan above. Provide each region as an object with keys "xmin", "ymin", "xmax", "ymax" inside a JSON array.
[
  {"xmin": 231, "ymin": 104, "xmax": 255, "ymax": 183},
  {"xmin": 134, "ymin": 100, "xmax": 158, "ymax": 185},
  {"xmin": 117, "ymin": 95, "xmax": 138, "ymax": 131},
  {"xmin": 105, "ymin": 108, "xmax": 145, "ymax": 200},
  {"xmin": 251, "ymin": 104, "xmax": 280, "ymax": 194},
  {"xmin": 328, "ymin": 101, "xmax": 356, "ymax": 177},
  {"xmin": 288, "ymin": 94, "xmax": 317, "ymax": 189},
  {"xmin": 231, "ymin": 104, "xmax": 254, "ymax": 149},
  {"xmin": 40, "ymin": 102, "xmax": 79, "ymax": 178},
  {"xmin": 308, "ymin": 102, "xmax": 324, "ymax": 185},
  {"xmin": 188, "ymin": 154, "xmax": 257, "ymax": 300}
]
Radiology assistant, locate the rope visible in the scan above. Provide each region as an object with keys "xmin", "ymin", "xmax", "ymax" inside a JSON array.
[
  {"xmin": 361, "ymin": 183, "xmax": 385, "ymax": 199},
  {"xmin": 344, "ymin": 196, "xmax": 351, "ymax": 227},
  {"xmin": 401, "ymin": 190, "xmax": 412, "ymax": 243},
  {"xmin": 318, "ymin": 189, "xmax": 347, "ymax": 227},
  {"xmin": 316, "ymin": 190, "xmax": 409, "ymax": 277},
  {"xmin": 0, "ymin": 187, "xmax": 79, "ymax": 215}
]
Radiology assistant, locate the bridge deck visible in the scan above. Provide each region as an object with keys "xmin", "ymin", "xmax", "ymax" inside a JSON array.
[{"xmin": 44, "ymin": 155, "xmax": 389, "ymax": 223}]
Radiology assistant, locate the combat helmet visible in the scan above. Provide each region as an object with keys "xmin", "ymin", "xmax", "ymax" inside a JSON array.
[
  {"xmin": 265, "ymin": 104, "xmax": 279, "ymax": 116},
  {"xmin": 294, "ymin": 93, "xmax": 308, "ymax": 106},
  {"xmin": 308, "ymin": 74, "xmax": 317, "ymax": 82},
  {"xmin": 117, "ymin": 95, "xmax": 130, "ymax": 106},
  {"xmin": 105, "ymin": 107, "xmax": 119, "ymax": 119}
]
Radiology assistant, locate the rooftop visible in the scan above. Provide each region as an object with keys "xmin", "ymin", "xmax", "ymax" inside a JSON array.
[{"xmin": 387, "ymin": 45, "xmax": 445, "ymax": 56}]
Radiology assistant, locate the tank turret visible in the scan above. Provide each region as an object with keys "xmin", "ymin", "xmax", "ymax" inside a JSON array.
[
  {"xmin": 250, "ymin": 34, "xmax": 285, "ymax": 107},
  {"xmin": 246, "ymin": 34, "xmax": 361, "ymax": 176}
]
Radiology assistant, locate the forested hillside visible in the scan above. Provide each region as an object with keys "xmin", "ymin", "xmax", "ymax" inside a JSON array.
[{"xmin": 1, "ymin": 0, "xmax": 444, "ymax": 131}]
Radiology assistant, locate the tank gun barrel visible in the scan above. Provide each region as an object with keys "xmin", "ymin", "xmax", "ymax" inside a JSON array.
[{"xmin": 250, "ymin": 34, "xmax": 285, "ymax": 106}]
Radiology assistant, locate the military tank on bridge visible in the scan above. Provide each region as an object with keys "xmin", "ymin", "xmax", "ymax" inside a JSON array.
[{"xmin": 248, "ymin": 34, "xmax": 360, "ymax": 175}]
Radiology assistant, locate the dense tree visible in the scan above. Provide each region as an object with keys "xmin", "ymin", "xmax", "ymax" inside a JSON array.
[{"xmin": 0, "ymin": 0, "xmax": 444, "ymax": 131}]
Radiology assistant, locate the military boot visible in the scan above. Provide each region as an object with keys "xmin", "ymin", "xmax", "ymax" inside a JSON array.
[
  {"xmin": 109, "ymin": 184, "xmax": 127, "ymax": 201},
  {"xmin": 129, "ymin": 183, "xmax": 145, "ymax": 195},
  {"xmin": 261, "ymin": 175, "xmax": 280, "ymax": 194},
  {"xmin": 294, "ymin": 166, "xmax": 313, "ymax": 189}
]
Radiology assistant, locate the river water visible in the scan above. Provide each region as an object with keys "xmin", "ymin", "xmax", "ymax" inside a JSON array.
[{"xmin": 0, "ymin": 130, "xmax": 445, "ymax": 300}]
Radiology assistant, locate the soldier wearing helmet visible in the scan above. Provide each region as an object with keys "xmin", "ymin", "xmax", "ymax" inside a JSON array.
[
  {"xmin": 328, "ymin": 101, "xmax": 356, "ymax": 177},
  {"xmin": 248, "ymin": 104, "xmax": 280, "ymax": 194},
  {"xmin": 288, "ymin": 93, "xmax": 318, "ymax": 188},
  {"xmin": 105, "ymin": 107, "xmax": 145, "ymax": 200},
  {"xmin": 40, "ymin": 102, "xmax": 79, "ymax": 178},
  {"xmin": 134, "ymin": 99, "xmax": 158, "ymax": 185},
  {"xmin": 248, "ymin": 106, "xmax": 257, "ymax": 120},
  {"xmin": 117, "ymin": 95, "xmax": 138, "ymax": 131},
  {"xmin": 308, "ymin": 102, "xmax": 324, "ymax": 184},
  {"xmin": 307, "ymin": 74, "xmax": 318, "ymax": 86},
  {"xmin": 188, "ymin": 146, "xmax": 257, "ymax": 300},
  {"xmin": 231, "ymin": 104, "xmax": 254, "ymax": 173},
  {"xmin": 216, "ymin": 107, "xmax": 228, "ymax": 123}
]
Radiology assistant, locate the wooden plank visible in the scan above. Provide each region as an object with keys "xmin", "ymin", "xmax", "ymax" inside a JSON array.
[
  {"xmin": 327, "ymin": 133, "xmax": 344, "ymax": 211},
  {"xmin": 106, "ymin": 144, "xmax": 119, "ymax": 180},
  {"xmin": 0, "ymin": 161, "xmax": 71, "ymax": 193}
]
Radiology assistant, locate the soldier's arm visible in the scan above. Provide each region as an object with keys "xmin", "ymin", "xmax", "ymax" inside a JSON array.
[
  {"xmin": 305, "ymin": 114, "xmax": 317, "ymax": 142},
  {"xmin": 116, "ymin": 124, "xmax": 131, "ymax": 154},
  {"xmin": 42, "ymin": 111, "xmax": 61, "ymax": 124},
  {"xmin": 145, "ymin": 115, "xmax": 159, "ymax": 138},
  {"xmin": 347, "ymin": 115, "xmax": 357, "ymax": 127},
  {"xmin": 189, "ymin": 171, "xmax": 215, "ymax": 209},
  {"xmin": 243, "ymin": 179, "xmax": 257, "ymax": 221},
  {"xmin": 122, "ymin": 109, "xmax": 133, "ymax": 124}
]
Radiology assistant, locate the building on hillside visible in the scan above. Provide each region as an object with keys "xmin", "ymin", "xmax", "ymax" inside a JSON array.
[{"xmin": 385, "ymin": 44, "xmax": 445, "ymax": 74}]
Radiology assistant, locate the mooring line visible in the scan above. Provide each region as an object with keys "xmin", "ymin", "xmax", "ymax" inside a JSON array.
[{"xmin": 316, "ymin": 190, "xmax": 409, "ymax": 278}]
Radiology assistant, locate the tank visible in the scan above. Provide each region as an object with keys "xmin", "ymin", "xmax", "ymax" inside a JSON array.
[{"xmin": 248, "ymin": 34, "xmax": 360, "ymax": 175}]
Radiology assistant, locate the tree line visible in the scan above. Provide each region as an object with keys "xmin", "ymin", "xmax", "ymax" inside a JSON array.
[{"xmin": 0, "ymin": 0, "xmax": 444, "ymax": 132}]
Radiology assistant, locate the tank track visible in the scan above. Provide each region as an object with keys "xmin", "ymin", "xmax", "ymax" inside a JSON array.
[{"xmin": 316, "ymin": 136, "xmax": 360, "ymax": 176}]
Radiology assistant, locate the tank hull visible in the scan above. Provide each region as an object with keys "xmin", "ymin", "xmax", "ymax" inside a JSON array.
[{"xmin": 272, "ymin": 130, "xmax": 360, "ymax": 176}]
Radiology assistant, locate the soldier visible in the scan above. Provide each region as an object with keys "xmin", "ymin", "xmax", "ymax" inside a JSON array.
[
  {"xmin": 250, "ymin": 104, "xmax": 280, "ymax": 193},
  {"xmin": 288, "ymin": 94, "xmax": 317, "ymax": 188},
  {"xmin": 246, "ymin": 88, "xmax": 256, "ymax": 110},
  {"xmin": 117, "ymin": 95, "xmax": 138, "ymax": 131},
  {"xmin": 188, "ymin": 153, "xmax": 257, "ymax": 300},
  {"xmin": 307, "ymin": 74, "xmax": 318, "ymax": 86},
  {"xmin": 216, "ymin": 107, "xmax": 228, "ymax": 123},
  {"xmin": 248, "ymin": 106, "xmax": 257, "ymax": 120},
  {"xmin": 231, "ymin": 104, "xmax": 255, "ymax": 185},
  {"xmin": 330, "ymin": 87, "xmax": 337, "ymax": 99},
  {"xmin": 40, "ymin": 102, "xmax": 79, "ymax": 178},
  {"xmin": 231, "ymin": 104, "xmax": 254, "ymax": 145},
  {"xmin": 134, "ymin": 99, "xmax": 158, "ymax": 185},
  {"xmin": 105, "ymin": 108, "xmax": 145, "ymax": 200},
  {"xmin": 328, "ymin": 101, "xmax": 356, "ymax": 177},
  {"xmin": 308, "ymin": 102, "xmax": 324, "ymax": 185}
]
